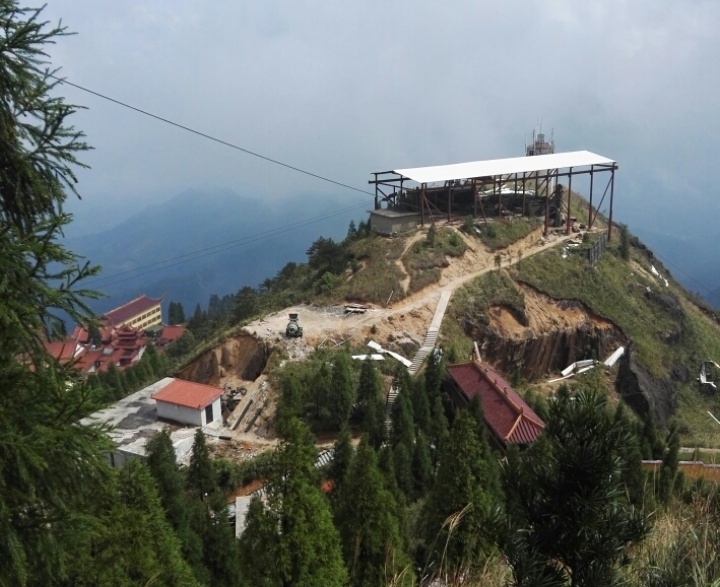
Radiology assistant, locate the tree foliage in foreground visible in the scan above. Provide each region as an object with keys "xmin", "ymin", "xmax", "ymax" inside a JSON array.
[
  {"xmin": 239, "ymin": 419, "xmax": 348, "ymax": 586},
  {"xmin": 502, "ymin": 390, "xmax": 651, "ymax": 587},
  {"xmin": 0, "ymin": 4, "xmax": 118, "ymax": 585}
]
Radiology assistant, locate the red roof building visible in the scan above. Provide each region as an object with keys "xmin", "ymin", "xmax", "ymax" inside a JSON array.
[
  {"xmin": 446, "ymin": 360, "xmax": 545, "ymax": 448},
  {"xmin": 102, "ymin": 294, "xmax": 164, "ymax": 330},
  {"xmin": 152, "ymin": 378, "xmax": 223, "ymax": 426}
]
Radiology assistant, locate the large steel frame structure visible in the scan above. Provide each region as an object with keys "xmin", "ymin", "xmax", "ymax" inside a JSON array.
[{"xmin": 369, "ymin": 151, "xmax": 618, "ymax": 239}]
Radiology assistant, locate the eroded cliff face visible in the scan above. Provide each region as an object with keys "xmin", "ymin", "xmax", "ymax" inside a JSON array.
[
  {"xmin": 177, "ymin": 333, "xmax": 271, "ymax": 385},
  {"xmin": 466, "ymin": 284, "xmax": 626, "ymax": 380},
  {"xmin": 462, "ymin": 282, "xmax": 679, "ymax": 424},
  {"xmin": 616, "ymin": 349, "xmax": 677, "ymax": 426}
]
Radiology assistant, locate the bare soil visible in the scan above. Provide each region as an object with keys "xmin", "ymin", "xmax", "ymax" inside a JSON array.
[{"xmin": 190, "ymin": 222, "xmax": 594, "ymax": 448}]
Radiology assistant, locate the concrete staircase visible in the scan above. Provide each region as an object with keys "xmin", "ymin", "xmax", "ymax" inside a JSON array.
[
  {"xmin": 408, "ymin": 290, "xmax": 451, "ymax": 375},
  {"xmin": 385, "ymin": 290, "xmax": 452, "ymax": 435}
]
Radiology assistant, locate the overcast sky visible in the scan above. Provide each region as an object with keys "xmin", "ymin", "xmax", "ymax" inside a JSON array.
[{"xmin": 42, "ymin": 1, "xmax": 720, "ymax": 279}]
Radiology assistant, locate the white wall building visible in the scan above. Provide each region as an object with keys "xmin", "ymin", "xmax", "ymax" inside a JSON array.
[{"xmin": 152, "ymin": 378, "xmax": 223, "ymax": 426}]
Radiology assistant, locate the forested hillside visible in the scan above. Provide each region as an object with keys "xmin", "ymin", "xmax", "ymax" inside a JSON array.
[{"xmin": 3, "ymin": 4, "xmax": 720, "ymax": 587}]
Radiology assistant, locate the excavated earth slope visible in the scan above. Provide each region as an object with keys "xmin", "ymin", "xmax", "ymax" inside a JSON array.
[{"xmin": 473, "ymin": 283, "xmax": 627, "ymax": 381}]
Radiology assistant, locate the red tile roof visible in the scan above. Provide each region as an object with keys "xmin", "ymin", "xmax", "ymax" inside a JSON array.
[
  {"xmin": 102, "ymin": 294, "xmax": 164, "ymax": 326},
  {"xmin": 151, "ymin": 378, "xmax": 222, "ymax": 410},
  {"xmin": 157, "ymin": 325, "xmax": 186, "ymax": 344},
  {"xmin": 446, "ymin": 361, "xmax": 545, "ymax": 445},
  {"xmin": 43, "ymin": 341, "xmax": 79, "ymax": 362}
]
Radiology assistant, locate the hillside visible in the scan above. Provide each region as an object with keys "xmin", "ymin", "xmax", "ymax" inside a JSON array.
[{"xmin": 175, "ymin": 210, "xmax": 720, "ymax": 450}]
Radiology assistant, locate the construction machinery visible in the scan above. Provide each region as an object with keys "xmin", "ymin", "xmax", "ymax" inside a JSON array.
[{"xmin": 285, "ymin": 313, "xmax": 303, "ymax": 338}]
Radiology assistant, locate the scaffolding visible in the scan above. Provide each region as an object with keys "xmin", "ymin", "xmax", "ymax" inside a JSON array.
[{"xmin": 369, "ymin": 150, "xmax": 618, "ymax": 239}]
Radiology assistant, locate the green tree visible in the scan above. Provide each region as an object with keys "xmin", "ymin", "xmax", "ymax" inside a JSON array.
[
  {"xmin": 328, "ymin": 426, "xmax": 354, "ymax": 496},
  {"xmin": 356, "ymin": 359, "xmax": 385, "ymax": 449},
  {"xmin": 233, "ymin": 285, "xmax": 259, "ymax": 323},
  {"xmin": 424, "ymin": 349, "xmax": 443, "ymax": 400},
  {"xmin": 335, "ymin": 439, "xmax": 412, "ymax": 587},
  {"xmin": 0, "ymin": 6, "xmax": 121, "ymax": 584},
  {"xmin": 240, "ymin": 418, "xmax": 348, "ymax": 586},
  {"xmin": 187, "ymin": 429, "xmax": 217, "ymax": 499},
  {"xmin": 166, "ymin": 329, "xmax": 196, "ymax": 359},
  {"xmin": 412, "ymin": 430, "xmax": 434, "ymax": 499},
  {"xmin": 502, "ymin": 390, "xmax": 651, "ymax": 587},
  {"xmin": 411, "ymin": 378, "xmax": 431, "ymax": 436},
  {"xmin": 168, "ymin": 301, "xmax": 186, "ymax": 325},
  {"xmin": 422, "ymin": 411, "xmax": 502, "ymax": 578},
  {"xmin": 87, "ymin": 459, "xmax": 200, "ymax": 587},
  {"xmin": 329, "ymin": 351, "xmax": 354, "ymax": 430}
]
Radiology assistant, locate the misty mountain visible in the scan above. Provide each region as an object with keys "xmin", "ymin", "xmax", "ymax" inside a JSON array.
[{"xmin": 64, "ymin": 188, "xmax": 367, "ymax": 316}]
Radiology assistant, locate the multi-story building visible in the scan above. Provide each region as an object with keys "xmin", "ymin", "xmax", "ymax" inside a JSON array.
[{"xmin": 102, "ymin": 294, "xmax": 164, "ymax": 330}]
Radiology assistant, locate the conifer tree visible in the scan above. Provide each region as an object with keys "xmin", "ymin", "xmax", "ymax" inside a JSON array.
[
  {"xmin": 69, "ymin": 459, "xmax": 201, "ymax": 587},
  {"xmin": 328, "ymin": 426, "xmax": 354, "ymax": 497},
  {"xmin": 422, "ymin": 411, "xmax": 502, "ymax": 577},
  {"xmin": 187, "ymin": 429, "xmax": 217, "ymax": 499},
  {"xmin": 0, "ymin": 5, "xmax": 124, "ymax": 583},
  {"xmin": 240, "ymin": 418, "xmax": 348, "ymax": 586},
  {"xmin": 391, "ymin": 385, "xmax": 415, "ymax": 448},
  {"xmin": 428, "ymin": 394, "xmax": 450, "ymax": 464},
  {"xmin": 502, "ymin": 390, "xmax": 650, "ymax": 587},
  {"xmin": 356, "ymin": 359, "xmax": 385, "ymax": 448},
  {"xmin": 329, "ymin": 351, "xmax": 354, "ymax": 430},
  {"xmin": 412, "ymin": 378, "xmax": 432, "ymax": 436},
  {"xmin": 424, "ymin": 348, "xmax": 444, "ymax": 400},
  {"xmin": 335, "ymin": 439, "xmax": 413, "ymax": 587},
  {"xmin": 412, "ymin": 430, "xmax": 434, "ymax": 499}
]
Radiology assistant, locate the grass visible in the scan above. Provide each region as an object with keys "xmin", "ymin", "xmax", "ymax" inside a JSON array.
[
  {"xmin": 477, "ymin": 217, "xmax": 542, "ymax": 250},
  {"xmin": 335, "ymin": 233, "xmax": 406, "ymax": 305},
  {"xmin": 404, "ymin": 227, "xmax": 467, "ymax": 295},
  {"xmin": 446, "ymin": 270, "xmax": 526, "ymax": 331}
]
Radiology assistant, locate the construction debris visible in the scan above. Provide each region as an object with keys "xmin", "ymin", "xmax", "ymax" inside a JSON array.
[
  {"xmin": 603, "ymin": 346, "xmax": 625, "ymax": 367},
  {"xmin": 344, "ymin": 303, "xmax": 368, "ymax": 314},
  {"xmin": 698, "ymin": 360, "xmax": 720, "ymax": 390},
  {"xmin": 367, "ymin": 340, "xmax": 413, "ymax": 368},
  {"xmin": 351, "ymin": 354, "xmax": 385, "ymax": 361}
]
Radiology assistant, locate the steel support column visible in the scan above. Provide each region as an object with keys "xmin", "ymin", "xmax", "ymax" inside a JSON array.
[{"xmin": 566, "ymin": 168, "xmax": 573, "ymax": 235}]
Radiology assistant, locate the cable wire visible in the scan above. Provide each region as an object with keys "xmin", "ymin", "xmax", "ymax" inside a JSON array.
[{"xmin": 50, "ymin": 74, "xmax": 375, "ymax": 198}]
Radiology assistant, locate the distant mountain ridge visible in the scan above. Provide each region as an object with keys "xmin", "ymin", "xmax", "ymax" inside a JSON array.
[{"xmin": 64, "ymin": 187, "xmax": 366, "ymax": 316}]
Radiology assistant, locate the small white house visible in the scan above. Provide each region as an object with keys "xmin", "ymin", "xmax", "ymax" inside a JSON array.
[{"xmin": 152, "ymin": 378, "xmax": 223, "ymax": 426}]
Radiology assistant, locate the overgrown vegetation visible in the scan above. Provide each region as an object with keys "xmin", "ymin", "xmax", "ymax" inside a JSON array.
[
  {"xmin": 477, "ymin": 217, "xmax": 542, "ymax": 250},
  {"xmin": 404, "ymin": 226, "xmax": 467, "ymax": 294},
  {"xmin": 447, "ymin": 270, "xmax": 526, "ymax": 332}
]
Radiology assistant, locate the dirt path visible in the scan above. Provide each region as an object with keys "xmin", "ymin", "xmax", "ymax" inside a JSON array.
[
  {"xmin": 244, "ymin": 226, "xmax": 581, "ymax": 355},
  {"xmin": 395, "ymin": 230, "xmax": 425, "ymax": 295}
]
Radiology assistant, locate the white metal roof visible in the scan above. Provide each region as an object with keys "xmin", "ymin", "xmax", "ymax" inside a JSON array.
[{"xmin": 394, "ymin": 150, "xmax": 615, "ymax": 184}]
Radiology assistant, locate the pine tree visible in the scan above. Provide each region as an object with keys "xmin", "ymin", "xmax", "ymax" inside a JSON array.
[
  {"xmin": 391, "ymin": 385, "xmax": 415, "ymax": 449},
  {"xmin": 502, "ymin": 390, "xmax": 651, "ymax": 587},
  {"xmin": 240, "ymin": 418, "xmax": 348, "ymax": 586},
  {"xmin": 422, "ymin": 411, "xmax": 502, "ymax": 578},
  {"xmin": 335, "ymin": 439, "xmax": 413, "ymax": 587},
  {"xmin": 187, "ymin": 429, "xmax": 217, "ymax": 499},
  {"xmin": 412, "ymin": 378, "xmax": 431, "ymax": 436},
  {"xmin": 0, "ymin": 6, "xmax": 123, "ymax": 583},
  {"xmin": 412, "ymin": 430, "xmax": 434, "ymax": 499},
  {"xmin": 425, "ymin": 348, "xmax": 444, "ymax": 400},
  {"xmin": 101, "ymin": 459, "xmax": 200, "ymax": 586},
  {"xmin": 328, "ymin": 426, "xmax": 354, "ymax": 497},
  {"xmin": 329, "ymin": 351, "xmax": 354, "ymax": 430},
  {"xmin": 356, "ymin": 359, "xmax": 385, "ymax": 448},
  {"xmin": 429, "ymin": 394, "xmax": 450, "ymax": 464}
]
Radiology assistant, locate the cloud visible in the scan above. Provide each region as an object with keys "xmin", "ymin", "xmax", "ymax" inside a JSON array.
[{"xmin": 41, "ymin": 0, "xmax": 720, "ymax": 246}]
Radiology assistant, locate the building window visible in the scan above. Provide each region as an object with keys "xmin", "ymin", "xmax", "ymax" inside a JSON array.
[{"xmin": 204, "ymin": 403, "xmax": 214, "ymax": 423}]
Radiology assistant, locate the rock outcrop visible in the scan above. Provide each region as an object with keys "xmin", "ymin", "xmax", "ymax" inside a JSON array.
[{"xmin": 616, "ymin": 347, "xmax": 677, "ymax": 426}]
